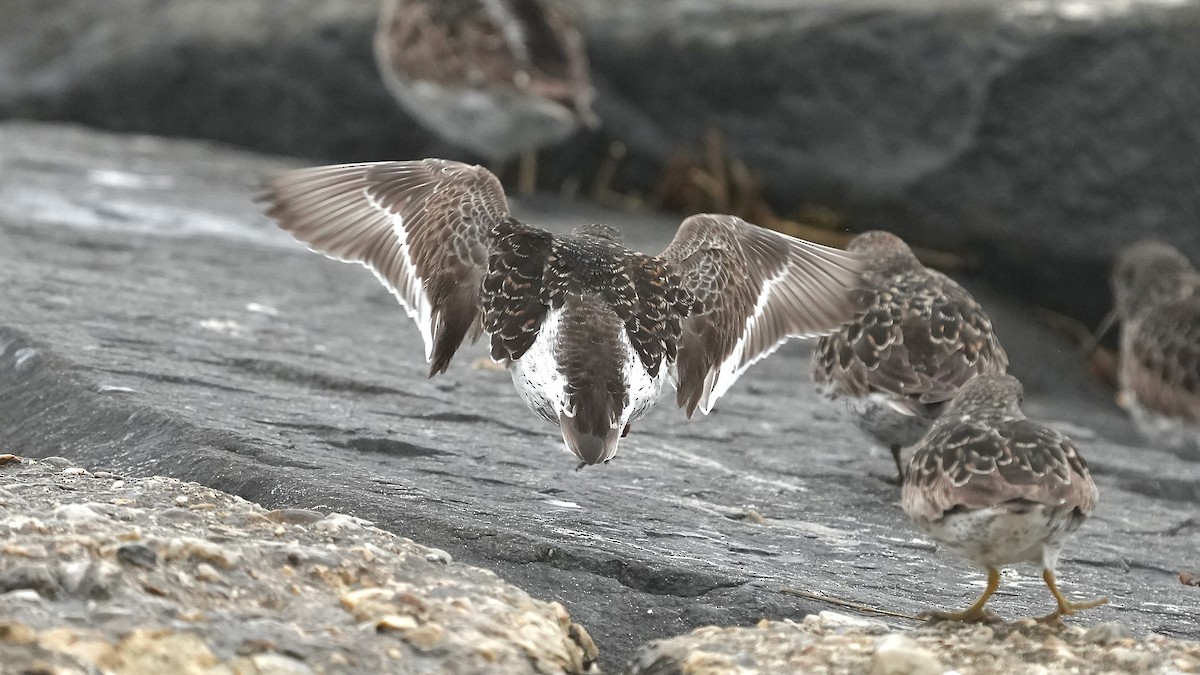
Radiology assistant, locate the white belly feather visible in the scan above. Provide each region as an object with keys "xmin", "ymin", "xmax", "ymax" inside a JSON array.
[{"xmin": 508, "ymin": 307, "xmax": 668, "ymax": 429}]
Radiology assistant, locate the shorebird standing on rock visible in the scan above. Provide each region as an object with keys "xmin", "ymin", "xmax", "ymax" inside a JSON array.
[
  {"xmin": 374, "ymin": 0, "xmax": 598, "ymax": 193},
  {"xmin": 263, "ymin": 158, "xmax": 866, "ymax": 467},
  {"xmin": 900, "ymin": 374, "xmax": 1107, "ymax": 624},
  {"xmin": 811, "ymin": 231, "xmax": 1009, "ymax": 478},
  {"xmin": 1101, "ymin": 241, "xmax": 1200, "ymax": 457}
]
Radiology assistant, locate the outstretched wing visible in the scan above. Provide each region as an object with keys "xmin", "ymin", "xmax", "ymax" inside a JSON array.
[
  {"xmin": 660, "ymin": 214, "xmax": 866, "ymax": 417},
  {"xmin": 262, "ymin": 159, "xmax": 511, "ymax": 375}
]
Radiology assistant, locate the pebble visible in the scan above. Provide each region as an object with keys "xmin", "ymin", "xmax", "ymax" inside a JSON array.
[
  {"xmin": 871, "ymin": 634, "xmax": 944, "ymax": 675},
  {"xmin": 423, "ymin": 548, "xmax": 453, "ymax": 565},
  {"xmin": 405, "ymin": 622, "xmax": 445, "ymax": 649},
  {"xmin": 58, "ymin": 561, "xmax": 93, "ymax": 595},
  {"xmin": 3, "ymin": 543, "xmax": 49, "ymax": 559},
  {"xmin": 3, "ymin": 589, "xmax": 46, "ymax": 604},
  {"xmin": 0, "ymin": 623, "xmax": 37, "ymax": 643},
  {"xmin": 112, "ymin": 540, "xmax": 158, "ymax": 566},
  {"xmin": 53, "ymin": 503, "xmax": 100, "ymax": 521},
  {"xmin": 313, "ymin": 513, "xmax": 368, "ymax": 534},
  {"xmin": 157, "ymin": 508, "xmax": 205, "ymax": 524},
  {"xmin": 376, "ymin": 614, "xmax": 419, "ymax": 633},
  {"xmin": 341, "ymin": 587, "xmax": 394, "ymax": 613},
  {"xmin": 1109, "ymin": 646, "xmax": 1158, "ymax": 671},
  {"xmin": 61, "ymin": 466, "xmax": 90, "ymax": 477},
  {"xmin": 40, "ymin": 456, "xmax": 74, "ymax": 468},
  {"xmin": 0, "ymin": 454, "xmax": 21, "ymax": 466},
  {"xmin": 91, "ymin": 607, "xmax": 138, "ymax": 624},
  {"xmin": 246, "ymin": 653, "xmax": 315, "ymax": 675},
  {"xmin": 59, "ymin": 560, "xmax": 120, "ymax": 600},
  {"xmin": 278, "ymin": 546, "xmax": 341, "ymax": 569},
  {"xmin": 815, "ymin": 611, "xmax": 889, "ymax": 633},
  {"xmin": 0, "ymin": 564, "xmax": 61, "ymax": 599},
  {"xmin": 266, "ymin": 508, "xmax": 326, "ymax": 526},
  {"xmin": 6, "ymin": 516, "xmax": 49, "ymax": 534},
  {"xmin": 117, "ymin": 543, "xmax": 158, "ymax": 569},
  {"xmin": 195, "ymin": 563, "xmax": 222, "ymax": 583},
  {"xmin": 164, "ymin": 537, "xmax": 242, "ymax": 569},
  {"xmin": 1084, "ymin": 622, "xmax": 1135, "ymax": 645}
]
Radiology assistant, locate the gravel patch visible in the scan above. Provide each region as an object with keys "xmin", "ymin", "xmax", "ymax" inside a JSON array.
[
  {"xmin": 0, "ymin": 455, "xmax": 598, "ymax": 674},
  {"xmin": 626, "ymin": 612, "xmax": 1200, "ymax": 675}
]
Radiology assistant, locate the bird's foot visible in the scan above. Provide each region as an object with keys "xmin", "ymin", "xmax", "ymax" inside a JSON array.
[
  {"xmin": 917, "ymin": 607, "xmax": 1003, "ymax": 624},
  {"xmin": 1036, "ymin": 596, "xmax": 1109, "ymax": 624},
  {"xmin": 1038, "ymin": 569, "xmax": 1108, "ymax": 624}
]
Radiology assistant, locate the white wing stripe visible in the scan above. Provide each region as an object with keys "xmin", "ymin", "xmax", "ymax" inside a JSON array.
[
  {"xmin": 697, "ymin": 266, "xmax": 788, "ymax": 414},
  {"xmin": 364, "ymin": 190, "xmax": 437, "ymax": 361}
]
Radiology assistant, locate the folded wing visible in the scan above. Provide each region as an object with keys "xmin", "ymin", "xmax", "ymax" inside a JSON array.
[
  {"xmin": 902, "ymin": 420, "xmax": 1098, "ymax": 522},
  {"xmin": 812, "ymin": 270, "xmax": 1010, "ymax": 411}
]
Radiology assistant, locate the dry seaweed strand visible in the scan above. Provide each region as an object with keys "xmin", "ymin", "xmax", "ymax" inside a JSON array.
[{"xmin": 653, "ymin": 129, "xmax": 970, "ymax": 273}]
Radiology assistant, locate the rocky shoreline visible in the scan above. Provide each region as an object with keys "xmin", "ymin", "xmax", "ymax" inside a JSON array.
[
  {"xmin": 4, "ymin": 455, "xmax": 1198, "ymax": 674},
  {"xmin": 0, "ymin": 455, "xmax": 597, "ymax": 674}
]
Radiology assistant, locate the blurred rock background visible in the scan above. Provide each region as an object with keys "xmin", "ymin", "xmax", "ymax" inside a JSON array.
[{"xmin": 4, "ymin": 0, "xmax": 1199, "ymax": 326}]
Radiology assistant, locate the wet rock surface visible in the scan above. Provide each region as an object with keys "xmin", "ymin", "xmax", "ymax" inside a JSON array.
[
  {"xmin": 0, "ymin": 456, "xmax": 597, "ymax": 674},
  {"xmin": 1, "ymin": 123, "xmax": 1199, "ymax": 672},
  {"xmin": 4, "ymin": 0, "xmax": 1200, "ymax": 324}
]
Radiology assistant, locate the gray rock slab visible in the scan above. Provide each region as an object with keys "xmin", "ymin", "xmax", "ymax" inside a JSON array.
[
  {"xmin": 1, "ymin": 123, "xmax": 1199, "ymax": 671},
  {"xmin": 4, "ymin": 0, "xmax": 1200, "ymax": 325}
]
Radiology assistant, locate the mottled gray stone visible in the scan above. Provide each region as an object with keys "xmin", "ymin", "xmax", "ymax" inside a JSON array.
[{"xmin": 116, "ymin": 543, "xmax": 159, "ymax": 570}]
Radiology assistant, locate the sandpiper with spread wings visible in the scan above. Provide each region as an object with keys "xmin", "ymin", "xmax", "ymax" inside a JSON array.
[
  {"xmin": 901, "ymin": 374, "xmax": 1107, "ymax": 623},
  {"xmin": 812, "ymin": 231, "xmax": 1009, "ymax": 478},
  {"xmin": 264, "ymin": 159, "xmax": 865, "ymax": 466}
]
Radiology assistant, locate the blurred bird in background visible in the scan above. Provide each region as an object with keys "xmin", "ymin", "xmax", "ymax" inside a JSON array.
[
  {"xmin": 374, "ymin": 0, "xmax": 599, "ymax": 194},
  {"xmin": 1101, "ymin": 241, "xmax": 1200, "ymax": 457}
]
